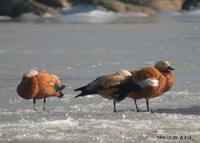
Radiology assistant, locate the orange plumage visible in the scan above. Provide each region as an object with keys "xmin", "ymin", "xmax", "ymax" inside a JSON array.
[
  {"xmin": 74, "ymin": 69, "xmax": 139, "ymax": 112},
  {"xmin": 17, "ymin": 70, "xmax": 65, "ymax": 110},
  {"xmin": 114, "ymin": 61, "xmax": 174, "ymax": 112}
]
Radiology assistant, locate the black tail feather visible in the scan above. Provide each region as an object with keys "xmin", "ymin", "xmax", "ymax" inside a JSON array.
[
  {"xmin": 74, "ymin": 90, "xmax": 97, "ymax": 98},
  {"xmin": 114, "ymin": 79, "xmax": 142, "ymax": 102},
  {"xmin": 75, "ymin": 92, "xmax": 87, "ymax": 98},
  {"xmin": 74, "ymin": 86, "xmax": 97, "ymax": 98},
  {"xmin": 74, "ymin": 86, "xmax": 87, "ymax": 91},
  {"xmin": 75, "ymin": 93, "xmax": 85, "ymax": 98}
]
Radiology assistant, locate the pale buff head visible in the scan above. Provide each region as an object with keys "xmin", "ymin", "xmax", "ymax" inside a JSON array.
[
  {"xmin": 51, "ymin": 74, "xmax": 59, "ymax": 80},
  {"xmin": 116, "ymin": 69, "xmax": 132, "ymax": 77},
  {"xmin": 155, "ymin": 60, "xmax": 174, "ymax": 71},
  {"xmin": 51, "ymin": 73, "xmax": 61, "ymax": 86},
  {"xmin": 23, "ymin": 70, "xmax": 38, "ymax": 78}
]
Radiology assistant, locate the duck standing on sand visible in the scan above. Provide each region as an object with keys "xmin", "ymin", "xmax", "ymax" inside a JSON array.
[
  {"xmin": 17, "ymin": 70, "xmax": 65, "ymax": 110},
  {"xmin": 74, "ymin": 69, "xmax": 141, "ymax": 112},
  {"xmin": 114, "ymin": 61, "xmax": 174, "ymax": 112}
]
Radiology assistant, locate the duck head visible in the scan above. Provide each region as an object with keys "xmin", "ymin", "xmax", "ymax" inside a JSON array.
[{"xmin": 155, "ymin": 60, "xmax": 174, "ymax": 72}]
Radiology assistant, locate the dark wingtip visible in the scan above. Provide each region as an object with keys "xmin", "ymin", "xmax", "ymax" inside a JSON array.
[
  {"xmin": 74, "ymin": 93, "xmax": 84, "ymax": 98},
  {"xmin": 74, "ymin": 95, "xmax": 80, "ymax": 98},
  {"xmin": 74, "ymin": 88, "xmax": 79, "ymax": 91},
  {"xmin": 113, "ymin": 80, "xmax": 142, "ymax": 102},
  {"xmin": 74, "ymin": 86, "xmax": 86, "ymax": 91}
]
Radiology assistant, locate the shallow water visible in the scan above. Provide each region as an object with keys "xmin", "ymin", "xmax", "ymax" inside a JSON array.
[{"xmin": 0, "ymin": 9, "xmax": 200, "ymax": 142}]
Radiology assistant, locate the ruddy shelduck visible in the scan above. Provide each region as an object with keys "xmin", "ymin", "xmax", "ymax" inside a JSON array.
[
  {"xmin": 17, "ymin": 70, "xmax": 65, "ymax": 110},
  {"xmin": 74, "ymin": 69, "xmax": 141, "ymax": 112},
  {"xmin": 114, "ymin": 61, "xmax": 174, "ymax": 112}
]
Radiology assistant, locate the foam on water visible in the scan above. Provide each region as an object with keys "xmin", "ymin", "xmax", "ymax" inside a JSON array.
[
  {"xmin": 61, "ymin": 9, "xmax": 117, "ymax": 24},
  {"xmin": 8, "ymin": 5, "xmax": 151, "ymax": 24},
  {"xmin": 1, "ymin": 5, "xmax": 200, "ymax": 24},
  {"xmin": 185, "ymin": 9, "xmax": 200, "ymax": 16},
  {"xmin": 0, "ymin": 16, "xmax": 11, "ymax": 21},
  {"xmin": 60, "ymin": 5, "xmax": 151, "ymax": 24},
  {"xmin": 170, "ymin": 9, "xmax": 200, "ymax": 23},
  {"xmin": 61, "ymin": 6, "xmax": 200, "ymax": 24}
]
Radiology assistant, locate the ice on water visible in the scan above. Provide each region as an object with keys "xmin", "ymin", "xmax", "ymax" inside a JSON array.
[{"xmin": 0, "ymin": 6, "xmax": 200, "ymax": 142}]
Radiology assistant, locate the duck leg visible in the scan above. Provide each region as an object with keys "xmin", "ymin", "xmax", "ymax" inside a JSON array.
[
  {"xmin": 134, "ymin": 99, "xmax": 139, "ymax": 112},
  {"xmin": 43, "ymin": 97, "xmax": 46, "ymax": 110},
  {"xmin": 33, "ymin": 99, "xmax": 36, "ymax": 110},
  {"xmin": 113, "ymin": 100, "xmax": 117, "ymax": 112},
  {"xmin": 146, "ymin": 98, "xmax": 150, "ymax": 112}
]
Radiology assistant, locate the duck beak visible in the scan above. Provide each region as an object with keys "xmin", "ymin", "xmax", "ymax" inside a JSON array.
[
  {"xmin": 167, "ymin": 66, "xmax": 174, "ymax": 71},
  {"xmin": 60, "ymin": 85, "xmax": 66, "ymax": 91}
]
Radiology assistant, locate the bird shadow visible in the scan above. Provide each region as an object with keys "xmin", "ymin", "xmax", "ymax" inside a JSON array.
[
  {"xmin": 116, "ymin": 109, "xmax": 148, "ymax": 113},
  {"xmin": 155, "ymin": 106, "xmax": 200, "ymax": 115},
  {"xmin": 115, "ymin": 106, "xmax": 200, "ymax": 115}
]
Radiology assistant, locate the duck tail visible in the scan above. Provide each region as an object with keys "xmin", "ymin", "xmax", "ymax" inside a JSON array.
[{"xmin": 74, "ymin": 86, "xmax": 97, "ymax": 98}]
